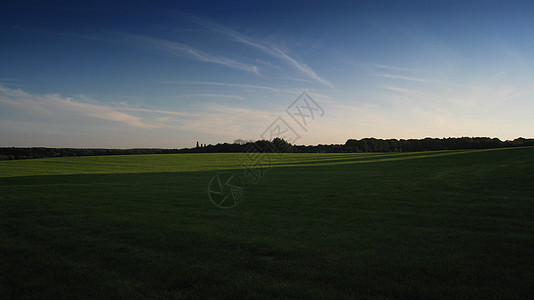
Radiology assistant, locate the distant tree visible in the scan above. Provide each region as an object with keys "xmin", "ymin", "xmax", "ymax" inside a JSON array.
[{"xmin": 272, "ymin": 138, "xmax": 294, "ymax": 153}]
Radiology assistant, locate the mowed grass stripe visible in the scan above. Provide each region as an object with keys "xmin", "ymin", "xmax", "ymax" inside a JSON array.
[{"xmin": 2, "ymin": 147, "xmax": 528, "ymax": 178}]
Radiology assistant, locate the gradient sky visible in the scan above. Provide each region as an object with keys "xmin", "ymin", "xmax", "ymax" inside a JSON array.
[{"xmin": 1, "ymin": 0, "xmax": 533, "ymax": 148}]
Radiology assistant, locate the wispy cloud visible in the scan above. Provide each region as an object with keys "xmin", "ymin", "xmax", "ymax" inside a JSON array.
[
  {"xmin": 6, "ymin": 25, "xmax": 261, "ymax": 76},
  {"xmin": 178, "ymin": 93, "xmax": 245, "ymax": 100},
  {"xmin": 116, "ymin": 107, "xmax": 190, "ymax": 117},
  {"xmin": 188, "ymin": 15, "xmax": 334, "ymax": 89},
  {"xmin": 364, "ymin": 62, "xmax": 426, "ymax": 73},
  {"xmin": 382, "ymin": 86, "xmax": 429, "ymax": 97},
  {"xmin": 0, "ymin": 85, "xmax": 295, "ymax": 144},
  {"xmin": 163, "ymin": 80, "xmax": 280, "ymax": 92},
  {"xmin": 373, "ymin": 73, "xmax": 434, "ymax": 83},
  {"xmin": 271, "ymin": 46, "xmax": 334, "ymax": 89},
  {"xmin": 0, "ymin": 77, "xmax": 27, "ymax": 88},
  {"xmin": 0, "ymin": 86, "xmax": 158, "ymax": 128},
  {"xmin": 124, "ymin": 34, "xmax": 259, "ymax": 75}
]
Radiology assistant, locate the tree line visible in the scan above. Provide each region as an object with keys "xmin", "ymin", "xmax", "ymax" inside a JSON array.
[
  {"xmin": 0, "ymin": 148, "xmax": 179, "ymax": 160},
  {"xmin": 182, "ymin": 137, "xmax": 534, "ymax": 153},
  {"xmin": 1, "ymin": 137, "xmax": 533, "ymax": 160}
]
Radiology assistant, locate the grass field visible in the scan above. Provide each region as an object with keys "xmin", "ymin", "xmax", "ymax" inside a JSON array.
[{"xmin": 1, "ymin": 147, "xmax": 534, "ymax": 298}]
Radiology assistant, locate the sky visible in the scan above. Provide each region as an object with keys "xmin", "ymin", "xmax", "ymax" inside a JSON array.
[{"xmin": 1, "ymin": 0, "xmax": 533, "ymax": 148}]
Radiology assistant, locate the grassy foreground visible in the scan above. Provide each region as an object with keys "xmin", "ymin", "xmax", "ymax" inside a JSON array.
[{"xmin": 1, "ymin": 147, "xmax": 533, "ymax": 298}]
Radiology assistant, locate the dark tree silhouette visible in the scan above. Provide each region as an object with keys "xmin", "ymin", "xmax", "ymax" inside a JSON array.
[{"xmin": 2, "ymin": 137, "xmax": 533, "ymax": 160}]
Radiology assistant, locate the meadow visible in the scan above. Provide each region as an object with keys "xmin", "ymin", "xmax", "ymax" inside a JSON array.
[{"xmin": 1, "ymin": 147, "xmax": 533, "ymax": 298}]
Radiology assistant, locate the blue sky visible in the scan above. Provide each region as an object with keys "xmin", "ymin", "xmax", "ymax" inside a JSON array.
[{"xmin": 1, "ymin": 0, "xmax": 533, "ymax": 148}]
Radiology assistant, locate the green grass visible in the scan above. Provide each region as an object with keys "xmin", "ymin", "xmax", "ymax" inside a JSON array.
[{"xmin": 1, "ymin": 147, "xmax": 533, "ymax": 298}]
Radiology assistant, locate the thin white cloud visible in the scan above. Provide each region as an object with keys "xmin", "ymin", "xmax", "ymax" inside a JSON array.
[
  {"xmin": 163, "ymin": 80, "xmax": 280, "ymax": 92},
  {"xmin": 374, "ymin": 73, "xmax": 433, "ymax": 83},
  {"xmin": 364, "ymin": 62, "xmax": 426, "ymax": 73},
  {"xmin": 177, "ymin": 93, "xmax": 245, "ymax": 100},
  {"xmin": 116, "ymin": 107, "xmax": 191, "ymax": 117},
  {"xmin": 271, "ymin": 46, "xmax": 334, "ymax": 89},
  {"xmin": 90, "ymin": 110, "xmax": 154, "ymax": 128},
  {"xmin": 7, "ymin": 26, "xmax": 260, "ymax": 75},
  {"xmin": 280, "ymin": 77, "xmax": 316, "ymax": 84},
  {"xmin": 189, "ymin": 16, "xmax": 334, "ymax": 89},
  {"xmin": 0, "ymin": 85, "xmax": 300, "ymax": 145},
  {"xmin": 0, "ymin": 86, "xmax": 158, "ymax": 128},
  {"xmin": 382, "ymin": 86, "xmax": 428, "ymax": 97},
  {"xmin": 124, "ymin": 34, "xmax": 259, "ymax": 75},
  {"xmin": 491, "ymin": 71, "xmax": 508, "ymax": 79}
]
